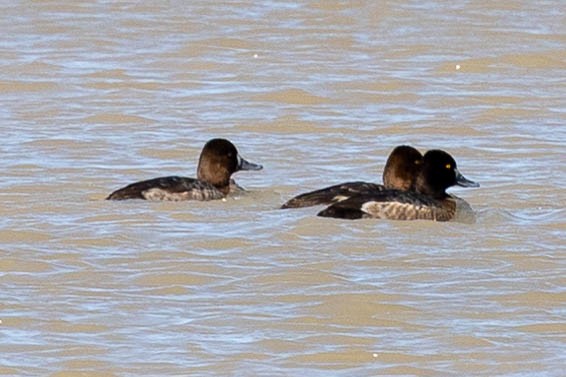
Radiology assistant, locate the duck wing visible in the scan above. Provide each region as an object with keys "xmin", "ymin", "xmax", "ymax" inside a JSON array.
[
  {"xmin": 107, "ymin": 176, "xmax": 225, "ymax": 201},
  {"xmin": 281, "ymin": 181, "xmax": 385, "ymax": 209}
]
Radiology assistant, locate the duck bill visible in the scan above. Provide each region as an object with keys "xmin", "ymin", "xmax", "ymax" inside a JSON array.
[
  {"xmin": 237, "ymin": 155, "xmax": 263, "ymax": 171},
  {"xmin": 455, "ymin": 168, "xmax": 479, "ymax": 188}
]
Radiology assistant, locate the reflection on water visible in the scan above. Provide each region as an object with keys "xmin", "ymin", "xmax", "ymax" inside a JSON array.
[{"xmin": 1, "ymin": 1, "xmax": 564, "ymax": 376}]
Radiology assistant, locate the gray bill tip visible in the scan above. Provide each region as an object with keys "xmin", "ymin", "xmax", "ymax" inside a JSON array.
[
  {"xmin": 455, "ymin": 169, "xmax": 480, "ymax": 188},
  {"xmin": 238, "ymin": 156, "xmax": 263, "ymax": 171}
]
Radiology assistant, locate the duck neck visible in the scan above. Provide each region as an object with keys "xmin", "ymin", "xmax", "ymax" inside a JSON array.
[
  {"xmin": 415, "ymin": 175, "xmax": 447, "ymax": 199},
  {"xmin": 215, "ymin": 183, "xmax": 231, "ymax": 195},
  {"xmin": 197, "ymin": 165, "xmax": 231, "ymax": 195}
]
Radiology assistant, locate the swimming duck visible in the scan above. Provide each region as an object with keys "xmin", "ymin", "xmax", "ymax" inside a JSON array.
[
  {"xmin": 106, "ymin": 138, "xmax": 262, "ymax": 201},
  {"xmin": 281, "ymin": 145, "xmax": 423, "ymax": 209},
  {"xmin": 317, "ymin": 149, "xmax": 479, "ymax": 221}
]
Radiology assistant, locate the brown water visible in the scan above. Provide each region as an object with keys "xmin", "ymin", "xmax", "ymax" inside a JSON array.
[{"xmin": 1, "ymin": 2, "xmax": 565, "ymax": 376}]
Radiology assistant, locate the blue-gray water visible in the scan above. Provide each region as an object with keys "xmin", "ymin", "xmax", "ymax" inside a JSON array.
[{"xmin": 1, "ymin": 2, "xmax": 564, "ymax": 376}]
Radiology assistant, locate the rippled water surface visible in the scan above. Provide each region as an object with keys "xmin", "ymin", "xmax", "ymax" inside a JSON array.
[{"xmin": 1, "ymin": 1, "xmax": 565, "ymax": 376}]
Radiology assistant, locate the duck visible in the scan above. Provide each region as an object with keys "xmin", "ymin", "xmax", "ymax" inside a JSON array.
[
  {"xmin": 281, "ymin": 145, "xmax": 423, "ymax": 209},
  {"xmin": 106, "ymin": 138, "xmax": 262, "ymax": 201},
  {"xmin": 317, "ymin": 149, "xmax": 479, "ymax": 221}
]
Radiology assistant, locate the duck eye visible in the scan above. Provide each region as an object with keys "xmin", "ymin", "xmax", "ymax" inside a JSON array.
[
  {"xmin": 415, "ymin": 160, "xmax": 422, "ymax": 165},
  {"xmin": 445, "ymin": 163, "xmax": 452, "ymax": 169}
]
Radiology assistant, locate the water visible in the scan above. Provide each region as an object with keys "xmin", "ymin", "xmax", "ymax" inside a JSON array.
[{"xmin": 1, "ymin": 1, "xmax": 565, "ymax": 376}]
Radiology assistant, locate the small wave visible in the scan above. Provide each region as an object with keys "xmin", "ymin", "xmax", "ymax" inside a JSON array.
[
  {"xmin": 476, "ymin": 207, "xmax": 565, "ymax": 225},
  {"xmin": 82, "ymin": 113, "xmax": 153, "ymax": 124}
]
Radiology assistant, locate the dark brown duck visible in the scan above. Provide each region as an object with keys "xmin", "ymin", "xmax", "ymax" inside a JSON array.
[
  {"xmin": 281, "ymin": 145, "xmax": 423, "ymax": 209},
  {"xmin": 106, "ymin": 138, "xmax": 262, "ymax": 201},
  {"xmin": 317, "ymin": 149, "xmax": 479, "ymax": 221}
]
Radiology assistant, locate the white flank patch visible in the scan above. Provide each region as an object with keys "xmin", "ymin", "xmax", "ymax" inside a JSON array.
[
  {"xmin": 361, "ymin": 201, "xmax": 423, "ymax": 219},
  {"xmin": 361, "ymin": 201, "xmax": 390, "ymax": 218},
  {"xmin": 333, "ymin": 195, "xmax": 349, "ymax": 202},
  {"xmin": 143, "ymin": 188, "xmax": 190, "ymax": 201}
]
